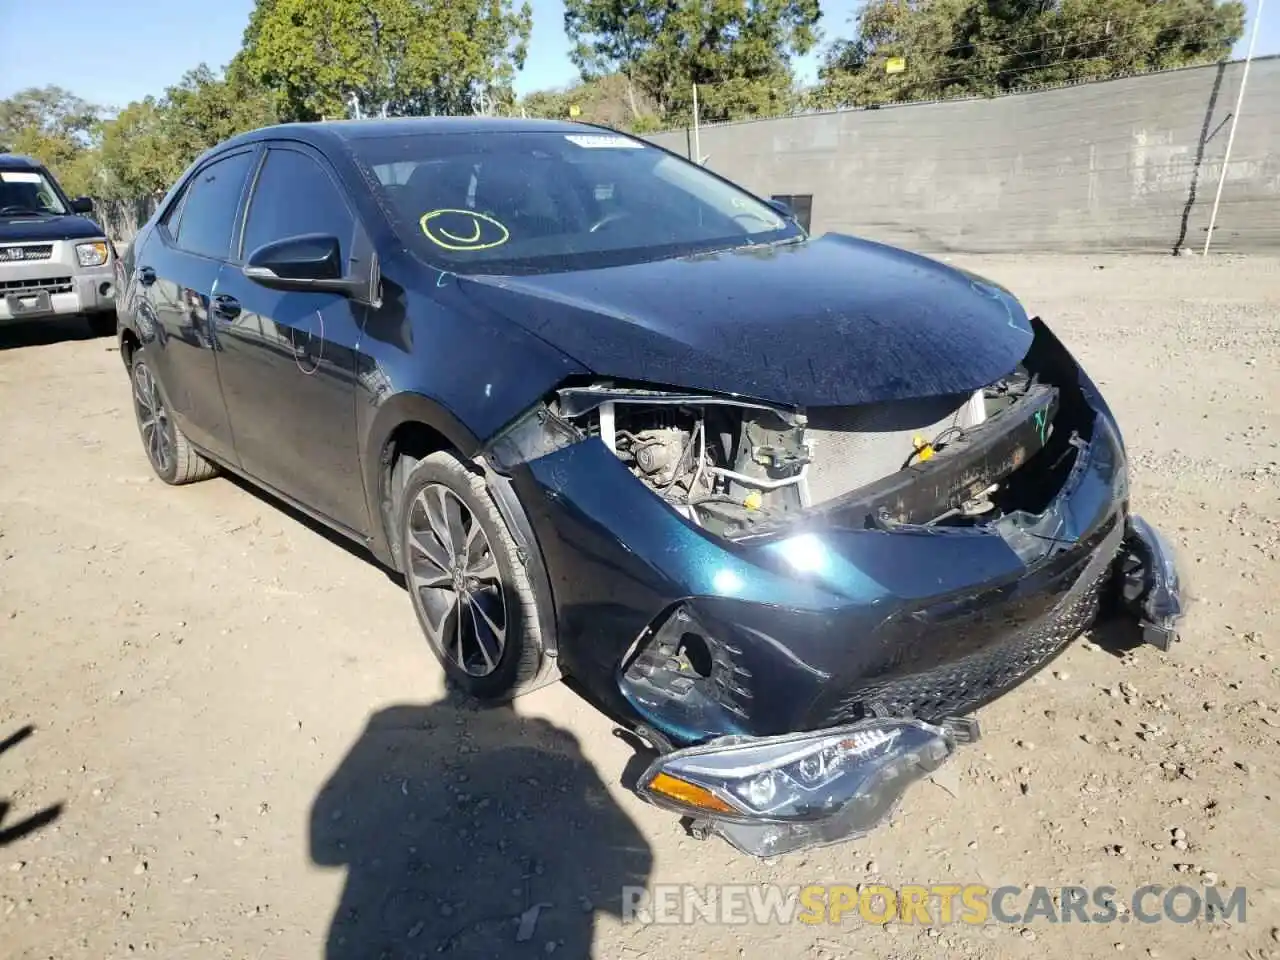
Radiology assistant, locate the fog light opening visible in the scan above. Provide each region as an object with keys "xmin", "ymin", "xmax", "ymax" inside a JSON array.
[
  {"xmin": 99, "ymin": 281, "xmax": 114, "ymax": 298},
  {"xmin": 678, "ymin": 632, "xmax": 713, "ymax": 678},
  {"xmin": 618, "ymin": 603, "xmax": 756, "ymax": 742}
]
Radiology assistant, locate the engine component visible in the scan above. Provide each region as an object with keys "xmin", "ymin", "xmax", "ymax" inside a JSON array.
[
  {"xmin": 631, "ymin": 428, "xmax": 687, "ymax": 483},
  {"xmin": 802, "ymin": 390, "xmax": 984, "ymax": 507},
  {"xmin": 547, "ymin": 376, "xmax": 1056, "ymax": 540}
]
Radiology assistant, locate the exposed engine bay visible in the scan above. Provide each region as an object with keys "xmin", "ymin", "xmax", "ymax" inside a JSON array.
[{"xmin": 552, "ymin": 369, "xmax": 1069, "ymax": 540}]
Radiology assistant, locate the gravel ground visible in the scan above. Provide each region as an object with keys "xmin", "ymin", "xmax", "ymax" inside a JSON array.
[{"xmin": 1, "ymin": 254, "xmax": 1278, "ymax": 960}]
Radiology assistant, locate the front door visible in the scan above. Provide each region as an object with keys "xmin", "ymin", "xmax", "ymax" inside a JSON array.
[
  {"xmin": 212, "ymin": 144, "xmax": 370, "ymax": 535},
  {"xmin": 131, "ymin": 148, "xmax": 258, "ymax": 465}
]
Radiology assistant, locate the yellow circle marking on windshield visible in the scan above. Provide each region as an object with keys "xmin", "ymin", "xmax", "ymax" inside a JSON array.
[
  {"xmin": 420, "ymin": 209, "xmax": 510, "ymax": 251},
  {"xmin": 439, "ymin": 219, "xmax": 481, "ymax": 244}
]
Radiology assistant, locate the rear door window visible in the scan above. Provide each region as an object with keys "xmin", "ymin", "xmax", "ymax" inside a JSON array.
[{"xmin": 172, "ymin": 151, "xmax": 255, "ymax": 260}]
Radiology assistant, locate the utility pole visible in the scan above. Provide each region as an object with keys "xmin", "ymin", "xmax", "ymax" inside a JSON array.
[
  {"xmin": 1203, "ymin": 0, "xmax": 1266, "ymax": 255},
  {"xmin": 691, "ymin": 83, "xmax": 702, "ymax": 165}
]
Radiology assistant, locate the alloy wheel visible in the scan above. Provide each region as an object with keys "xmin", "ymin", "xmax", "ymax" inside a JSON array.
[
  {"xmin": 132, "ymin": 362, "xmax": 173, "ymax": 475},
  {"xmin": 406, "ymin": 483, "xmax": 508, "ymax": 677}
]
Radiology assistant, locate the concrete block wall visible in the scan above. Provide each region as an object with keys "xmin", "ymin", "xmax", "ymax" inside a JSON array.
[{"xmin": 647, "ymin": 58, "xmax": 1280, "ymax": 254}]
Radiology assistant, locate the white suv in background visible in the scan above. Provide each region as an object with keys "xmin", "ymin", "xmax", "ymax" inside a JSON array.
[{"xmin": 1, "ymin": 153, "xmax": 117, "ymax": 336}]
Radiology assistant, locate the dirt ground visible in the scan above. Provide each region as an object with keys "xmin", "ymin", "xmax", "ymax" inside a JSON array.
[{"xmin": 1, "ymin": 253, "xmax": 1278, "ymax": 960}]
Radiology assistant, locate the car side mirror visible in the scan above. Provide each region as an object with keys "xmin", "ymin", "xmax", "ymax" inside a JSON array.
[
  {"xmin": 70, "ymin": 196, "xmax": 94, "ymax": 214},
  {"xmin": 243, "ymin": 234, "xmax": 368, "ymax": 299}
]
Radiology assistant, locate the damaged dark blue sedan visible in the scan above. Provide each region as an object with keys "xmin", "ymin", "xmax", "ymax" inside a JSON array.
[{"xmin": 115, "ymin": 117, "xmax": 1184, "ymax": 857}]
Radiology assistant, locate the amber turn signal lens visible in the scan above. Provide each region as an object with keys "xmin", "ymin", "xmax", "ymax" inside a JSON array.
[{"xmin": 647, "ymin": 772, "xmax": 736, "ymax": 814}]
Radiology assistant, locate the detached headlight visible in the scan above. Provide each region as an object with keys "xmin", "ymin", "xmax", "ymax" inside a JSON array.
[
  {"xmin": 638, "ymin": 718, "xmax": 955, "ymax": 857},
  {"xmin": 76, "ymin": 241, "xmax": 109, "ymax": 267}
]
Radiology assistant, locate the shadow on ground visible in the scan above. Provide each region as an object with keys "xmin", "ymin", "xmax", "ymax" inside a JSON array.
[
  {"xmin": 1, "ymin": 724, "xmax": 64, "ymax": 847},
  {"xmin": 1089, "ymin": 609, "xmax": 1154, "ymax": 658},
  {"xmin": 219, "ymin": 470, "xmax": 400, "ymax": 583},
  {"xmin": 311, "ymin": 694, "xmax": 652, "ymax": 958},
  {"xmin": 0, "ymin": 316, "xmax": 112, "ymax": 350}
]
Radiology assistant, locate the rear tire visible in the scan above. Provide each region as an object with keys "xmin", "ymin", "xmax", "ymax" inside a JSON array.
[
  {"xmin": 130, "ymin": 348, "xmax": 218, "ymax": 485},
  {"xmin": 397, "ymin": 450, "xmax": 544, "ymax": 700},
  {"xmin": 87, "ymin": 311, "xmax": 116, "ymax": 337}
]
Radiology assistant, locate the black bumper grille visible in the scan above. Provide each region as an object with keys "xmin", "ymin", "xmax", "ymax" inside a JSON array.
[
  {"xmin": 0, "ymin": 244, "xmax": 53, "ymax": 262},
  {"xmin": 824, "ymin": 568, "xmax": 1107, "ymax": 725},
  {"xmin": 1, "ymin": 275, "xmax": 73, "ymax": 295}
]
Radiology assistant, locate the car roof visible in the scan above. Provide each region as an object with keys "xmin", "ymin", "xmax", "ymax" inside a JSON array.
[
  {"xmin": 216, "ymin": 117, "xmax": 619, "ymax": 156},
  {"xmin": 216, "ymin": 116, "xmax": 610, "ymax": 154},
  {"xmin": 0, "ymin": 153, "xmax": 46, "ymax": 171}
]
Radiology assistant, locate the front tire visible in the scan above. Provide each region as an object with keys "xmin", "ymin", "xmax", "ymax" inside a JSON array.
[
  {"xmin": 130, "ymin": 349, "xmax": 218, "ymax": 485},
  {"xmin": 397, "ymin": 450, "xmax": 544, "ymax": 700}
]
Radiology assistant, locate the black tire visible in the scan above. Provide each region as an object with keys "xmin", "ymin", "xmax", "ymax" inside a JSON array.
[
  {"xmin": 87, "ymin": 311, "xmax": 116, "ymax": 337},
  {"xmin": 397, "ymin": 450, "xmax": 544, "ymax": 700},
  {"xmin": 129, "ymin": 348, "xmax": 218, "ymax": 485}
]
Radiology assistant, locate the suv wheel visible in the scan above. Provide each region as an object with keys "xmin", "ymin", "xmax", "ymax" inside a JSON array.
[
  {"xmin": 397, "ymin": 450, "xmax": 544, "ymax": 699},
  {"xmin": 130, "ymin": 349, "xmax": 218, "ymax": 485}
]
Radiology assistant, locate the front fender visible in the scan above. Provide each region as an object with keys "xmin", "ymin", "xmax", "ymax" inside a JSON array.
[
  {"xmin": 355, "ymin": 261, "xmax": 588, "ymax": 565},
  {"xmin": 360, "ymin": 390, "xmax": 483, "ymax": 565}
]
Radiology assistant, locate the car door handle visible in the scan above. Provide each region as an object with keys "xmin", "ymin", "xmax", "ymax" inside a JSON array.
[
  {"xmin": 211, "ymin": 294, "xmax": 241, "ymax": 320},
  {"xmin": 138, "ymin": 266, "xmax": 156, "ymax": 286}
]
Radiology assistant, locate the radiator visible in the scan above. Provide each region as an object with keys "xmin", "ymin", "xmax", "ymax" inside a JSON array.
[{"xmin": 801, "ymin": 390, "xmax": 984, "ymax": 506}]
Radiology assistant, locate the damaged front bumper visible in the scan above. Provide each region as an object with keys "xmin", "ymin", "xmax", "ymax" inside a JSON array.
[
  {"xmin": 499, "ymin": 319, "xmax": 1187, "ymax": 856},
  {"xmin": 630, "ymin": 509, "xmax": 1185, "ymax": 859},
  {"xmin": 1114, "ymin": 514, "xmax": 1186, "ymax": 650}
]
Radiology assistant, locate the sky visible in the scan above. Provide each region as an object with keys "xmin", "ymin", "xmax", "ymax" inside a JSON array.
[{"xmin": 1, "ymin": 0, "xmax": 1275, "ymax": 110}]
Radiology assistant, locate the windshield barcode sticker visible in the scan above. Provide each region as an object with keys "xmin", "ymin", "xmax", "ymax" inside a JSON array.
[{"xmin": 564, "ymin": 134, "xmax": 644, "ymax": 149}]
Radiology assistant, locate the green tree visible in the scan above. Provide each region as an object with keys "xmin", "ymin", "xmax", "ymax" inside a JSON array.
[
  {"xmin": 0, "ymin": 86, "xmax": 101, "ymax": 146},
  {"xmin": 236, "ymin": 0, "xmax": 532, "ymax": 121},
  {"xmin": 98, "ymin": 65, "xmax": 278, "ymax": 198},
  {"xmin": 98, "ymin": 98, "xmax": 181, "ymax": 199},
  {"xmin": 564, "ymin": 0, "xmax": 821, "ymax": 124},
  {"xmin": 811, "ymin": 0, "xmax": 1245, "ymax": 109},
  {"xmin": 160, "ymin": 66, "xmax": 278, "ymax": 167},
  {"xmin": 0, "ymin": 86, "xmax": 106, "ymax": 197},
  {"xmin": 521, "ymin": 73, "xmax": 660, "ymax": 130}
]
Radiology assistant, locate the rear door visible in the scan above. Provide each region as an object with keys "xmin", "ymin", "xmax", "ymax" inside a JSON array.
[
  {"xmin": 133, "ymin": 148, "xmax": 258, "ymax": 465},
  {"xmin": 212, "ymin": 143, "xmax": 370, "ymax": 534}
]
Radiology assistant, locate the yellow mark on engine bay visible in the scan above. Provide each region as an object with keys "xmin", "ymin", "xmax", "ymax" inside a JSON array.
[{"xmin": 419, "ymin": 209, "xmax": 510, "ymax": 251}]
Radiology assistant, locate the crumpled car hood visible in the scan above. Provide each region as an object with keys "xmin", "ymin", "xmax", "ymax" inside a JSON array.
[{"xmin": 460, "ymin": 233, "xmax": 1034, "ymax": 408}]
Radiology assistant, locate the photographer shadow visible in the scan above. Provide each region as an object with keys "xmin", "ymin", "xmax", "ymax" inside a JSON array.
[
  {"xmin": 311, "ymin": 694, "xmax": 652, "ymax": 958},
  {"xmin": 1, "ymin": 724, "xmax": 64, "ymax": 847}
]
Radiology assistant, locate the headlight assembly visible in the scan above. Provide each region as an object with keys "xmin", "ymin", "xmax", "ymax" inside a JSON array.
[
  {"xmin": 76, "ymin": 241, "xmax": 109, "ymax": 267},
  {"xmin": 637, "ymin": 718, "xmax": 956, "ymax": 856}
]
